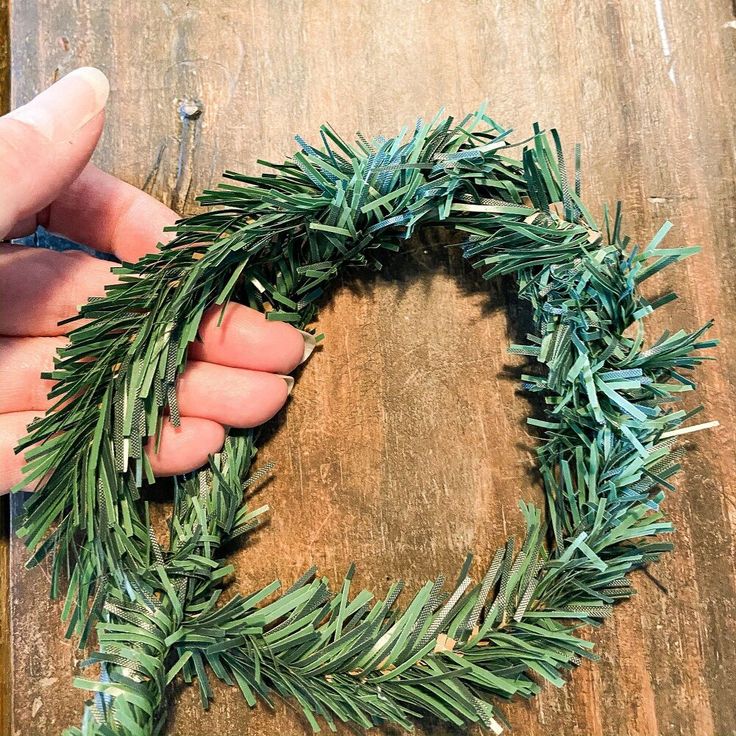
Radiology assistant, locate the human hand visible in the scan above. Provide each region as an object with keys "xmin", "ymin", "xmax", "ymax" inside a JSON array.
[{"xmin": 0, "ymin": 68, "xmax": 313, "ymax": 492}]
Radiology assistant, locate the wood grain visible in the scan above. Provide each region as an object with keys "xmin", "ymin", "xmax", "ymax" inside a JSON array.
[{"xmin": 8, "ymin": 1, "xmax": 736, "ymax": 734}]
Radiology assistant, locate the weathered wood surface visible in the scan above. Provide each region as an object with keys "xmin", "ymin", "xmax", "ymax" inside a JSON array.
[
  {"xmin": 8, "ymin": 1, "xmax": 736, "ymax": 734},
  {"xmin": 0, "ymin": 0, "xmax": 11, "ymax": 732}
]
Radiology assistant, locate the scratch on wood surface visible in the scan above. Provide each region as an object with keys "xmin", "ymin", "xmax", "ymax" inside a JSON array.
[
  {"xmin": 142, "ymin": 140, "xmax": 166, "ymax": 195},
  {"xmin": 654, "ymin": 0, "xmax": 677, "ymax": 85},
  {"xmin": 172, "ymin": 96, "xmax": 203, "ymax": 212}
]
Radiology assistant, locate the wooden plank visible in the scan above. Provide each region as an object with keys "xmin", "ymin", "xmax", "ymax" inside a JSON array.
[
  {"xmin": 8, "ymin": 1, "xmax": 736, "ymax": 734},
  {"xmin": 0, "ymin": 0, "xmax": 11, "ymax": 733}
]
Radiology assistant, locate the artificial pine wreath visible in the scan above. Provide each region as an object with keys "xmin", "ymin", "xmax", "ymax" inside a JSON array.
[{"xmin": 15, "ymin": 108, "xmax": 716, "ymax": 736}]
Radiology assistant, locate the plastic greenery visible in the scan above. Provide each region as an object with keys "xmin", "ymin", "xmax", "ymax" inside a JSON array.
[{"xmin": 14, "ymin": 107, "xmax": 716, "ymax": 736}]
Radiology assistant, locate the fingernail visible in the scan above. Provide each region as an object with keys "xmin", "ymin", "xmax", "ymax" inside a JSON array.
[
  {"xmin": 297, "ymin": 329, "xmax": 316, "ymax": 364},
  {"xmin": 7, "ymin": 67, "xmax": 110, "ymax": 142},
  {"xmin": 277, "ymin": 374, "xmax": 295, "ymax": 395}
]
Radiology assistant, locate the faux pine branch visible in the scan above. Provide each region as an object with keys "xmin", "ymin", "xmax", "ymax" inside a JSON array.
[{"xmin": 13, "ymin": 108, "xmax": 715, "ymax": 735}]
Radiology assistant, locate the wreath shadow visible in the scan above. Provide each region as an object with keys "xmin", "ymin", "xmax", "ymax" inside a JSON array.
[
  {"xmin": 252, "ymin": 223, "xmax": 543, "ymax": 483},
  {"xmin": 255, "ymin": 223, "xmax": 542, "ymax": 441},
  {"xmin": 213, "ymin": 229, "xmax": 548, "ymax": 734}
]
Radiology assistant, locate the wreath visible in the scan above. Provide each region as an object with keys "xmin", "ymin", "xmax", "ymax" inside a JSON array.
[{"xmin": 15, "ymin": 108, "xmax": 716, "ymax": 736}]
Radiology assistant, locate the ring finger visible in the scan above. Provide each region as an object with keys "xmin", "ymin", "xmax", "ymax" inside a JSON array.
[{"xmin": 0, "ymin": 336, "xmax": 292, "ymax": 427}]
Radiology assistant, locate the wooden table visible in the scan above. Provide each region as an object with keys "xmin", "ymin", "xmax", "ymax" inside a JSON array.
[{"xmin": 6, "ymin": 2, "xmax": 736, "ymax": 734}]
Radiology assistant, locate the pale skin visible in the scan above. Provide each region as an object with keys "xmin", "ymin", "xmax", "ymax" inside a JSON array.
[{"xmin": 0, "ymin": 67, "xmax": 312, "ymax": 492}]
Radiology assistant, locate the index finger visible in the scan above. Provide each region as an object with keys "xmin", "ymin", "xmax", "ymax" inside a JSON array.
[{"xmin": 0, "ymin": 67, "xmax": 109, "ymax": 239}]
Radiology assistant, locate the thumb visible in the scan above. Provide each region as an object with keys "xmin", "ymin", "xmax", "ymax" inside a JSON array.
[{"xmin": 0, "ymin": 67, "xmax": 109, "ymax": 239}]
